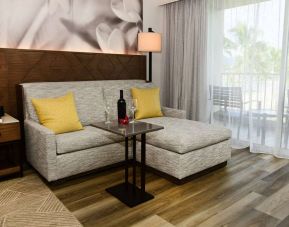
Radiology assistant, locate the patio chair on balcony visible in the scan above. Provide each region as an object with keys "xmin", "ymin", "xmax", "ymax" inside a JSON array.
[{"xmin": 212, "ymin": 86, "xmax": 244, "ymax": 139}]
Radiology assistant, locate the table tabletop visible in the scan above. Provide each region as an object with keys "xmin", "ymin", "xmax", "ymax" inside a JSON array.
[
  {"xmin": 92, "ymin": 120, "xmax": 164, "ymax": 137},
  {"xmin": 0, "ymin": 114, "xmax": 19, "ymax": 124}
]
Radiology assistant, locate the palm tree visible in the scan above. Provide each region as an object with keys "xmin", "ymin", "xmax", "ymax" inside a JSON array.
[{"xmin": 224, "ymin": 23, "xmax": 281, "ymax": 78}]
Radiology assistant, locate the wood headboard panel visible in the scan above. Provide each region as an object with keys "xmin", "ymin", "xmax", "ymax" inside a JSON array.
[{"xmin": 0, "ymin": 48, "xmax": 146, "ymax": 118}]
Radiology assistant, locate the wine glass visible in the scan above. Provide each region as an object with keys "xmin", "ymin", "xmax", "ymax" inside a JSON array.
[
  {"xmin": 104, "ymin": 100, "xmax": 112, "ymax": 124},
  {"xmin": 129, "ymin": 99, "xmax": 137, "ymax": 124}
]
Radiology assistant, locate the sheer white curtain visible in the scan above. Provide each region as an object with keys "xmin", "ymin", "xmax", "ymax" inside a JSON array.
[{"xmin": 207, "ymin": 0, "xmax": 289, "ymax": 157}]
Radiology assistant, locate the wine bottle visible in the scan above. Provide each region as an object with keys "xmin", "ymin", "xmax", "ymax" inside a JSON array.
[{"xmin": 117, "ymin": 90, "xmax": 126, "ymax": 122}]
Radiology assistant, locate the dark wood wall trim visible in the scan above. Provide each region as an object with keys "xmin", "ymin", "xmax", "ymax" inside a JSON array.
[{"xmin": 0, "ymin": 48, "xmax": 146, "ymax": 118}]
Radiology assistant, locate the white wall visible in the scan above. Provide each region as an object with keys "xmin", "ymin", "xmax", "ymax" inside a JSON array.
[{"xmin": 143, "ymin": 0, "xmax": 164, "ymax": 88}]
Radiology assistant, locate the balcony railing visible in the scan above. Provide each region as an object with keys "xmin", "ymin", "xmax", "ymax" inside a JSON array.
[
  {"xmin": 221, "ymin": 73, "xmax": 280, "ymax": 111},
  {"xmin": 216, "ymin": 73, "xmax": 286, "ymax": 147}
]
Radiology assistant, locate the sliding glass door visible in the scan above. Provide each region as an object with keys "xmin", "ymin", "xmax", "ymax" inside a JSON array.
[{"xmin": 207, "ymin": 0, "xmax": 289, "ymax": 157}]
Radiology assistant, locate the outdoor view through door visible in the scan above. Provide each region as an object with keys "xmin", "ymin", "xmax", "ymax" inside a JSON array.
[{"xmin": 208, "ymin": 0, "xmax": 289, "ymax": 157}]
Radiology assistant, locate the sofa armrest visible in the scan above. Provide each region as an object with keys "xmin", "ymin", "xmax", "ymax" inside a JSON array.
[
  {"xmin": 25, "ymin": 119, "xmax": 55, "ymax": 135},
  {"xmin": 24, "ymin": 119, "xmax": 58, "ymax": 181},
  {"xmin": 162, "ymin": 106, "xmax": 187, "ymax": 119}
]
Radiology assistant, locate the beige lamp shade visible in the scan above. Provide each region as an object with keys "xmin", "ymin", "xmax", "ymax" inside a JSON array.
[{"xmin": 138, "ymin": 32, "xmax": 162, "ymax": 52}]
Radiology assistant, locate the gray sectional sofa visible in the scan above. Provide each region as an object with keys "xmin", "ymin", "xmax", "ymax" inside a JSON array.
[{"xmin": 21, "ymin": 80, "xmax": 231, "ymax": 183}]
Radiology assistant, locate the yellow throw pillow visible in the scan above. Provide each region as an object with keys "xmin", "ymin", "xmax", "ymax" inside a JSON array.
[
  {"xmin": 131, "ymin": 87, "xmax": 163, "ymax": 120},
  {"xmin": 32, "ymin": 92, "xmax": 83, "ymax": 134}
]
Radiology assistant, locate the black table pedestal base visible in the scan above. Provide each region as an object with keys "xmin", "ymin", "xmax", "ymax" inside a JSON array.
[{"xmin": 106, "ymin": 182, "xmax": 154, "ymax": 207}]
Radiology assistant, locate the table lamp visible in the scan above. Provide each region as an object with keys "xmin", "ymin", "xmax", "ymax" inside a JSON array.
[{"xmin": 138, "ymin": 28, "xmax": 162, "ymax": 82}]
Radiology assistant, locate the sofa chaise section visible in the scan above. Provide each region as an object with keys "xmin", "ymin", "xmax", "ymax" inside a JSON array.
[{"xmin": 137, "ymin": 117, "xmax": 231, "ymax": 183}]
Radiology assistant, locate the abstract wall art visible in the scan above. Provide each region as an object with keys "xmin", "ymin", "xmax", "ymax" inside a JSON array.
[{"xmin": 0, "ymin": 0, "xmax": 143, "ymax": 54}]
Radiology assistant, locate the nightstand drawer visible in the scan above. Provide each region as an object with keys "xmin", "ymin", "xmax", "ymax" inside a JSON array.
[{"xmin": 0, "ymin": 123, "xmax": 20, "ymax": 143}]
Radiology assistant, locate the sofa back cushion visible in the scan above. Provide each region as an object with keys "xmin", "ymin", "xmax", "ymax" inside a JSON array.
[{"xmin": 22, "ymin": 82, "xmax": 105, "ymax": 126}]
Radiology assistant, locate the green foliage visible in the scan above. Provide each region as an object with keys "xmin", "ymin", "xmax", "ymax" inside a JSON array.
[{"xmin": 223, "ymin": 23, "xmax": 282, "ymax": 79}]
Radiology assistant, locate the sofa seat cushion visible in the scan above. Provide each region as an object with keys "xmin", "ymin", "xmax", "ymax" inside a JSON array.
[
  {"xmin": 56, "ymin": 126, "xmax": 124, "ymax": 155},
  {"xmin": 139, "ymin": 117, "xmax": 231, "ymax": 154}
]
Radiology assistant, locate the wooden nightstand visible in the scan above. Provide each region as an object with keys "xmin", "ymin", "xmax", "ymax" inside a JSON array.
[{"xmin": 0, "ymin": 114, "xmax": 22, "ymax": 178}]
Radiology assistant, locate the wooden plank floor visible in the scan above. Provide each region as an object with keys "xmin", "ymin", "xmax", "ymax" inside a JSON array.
[{"xmin": 49, "ymin": 149, "xmax": 289, "ymax": 227}]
